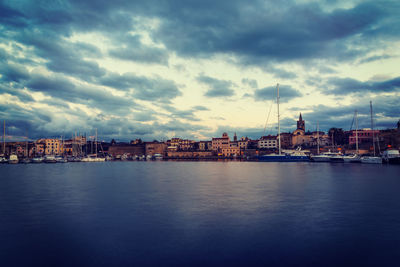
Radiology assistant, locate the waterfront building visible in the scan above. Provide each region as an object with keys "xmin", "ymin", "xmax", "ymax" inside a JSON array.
[
  {"xmin": 145, "ymin": 142, "xmax": 167, "ymax": 156},
  {"xmin": 222, "ymin": 141, "xmax": 240, "ymax": 157},
  {"xmin": 347, "ymin": 129, "xmax": 380, "ymax": 146},
  {"xmin": 258, "ymin": 135, "xmax": 278, "ymax": 149},
  {"xmin": 43, "ymin": 139, "xmax": 63, "ymax": 155},
  {"xmin": 33, "ymin": 142, "xmax": 45, "ymax": 156},
  {"xmin": 108, "ymin": 143, "xmax": 145, "ymax": 157},
  {"xmin": 212, "ymin": 133, "xmax": 230, "ymax": 152},
  {"xmin": 238, "ymin": 137, "xmax": 249, "ymax": 150},
  {"xmin": 280, "ymin": 133, "xmax": 293, "ymax": 149},
  {"xmin": 167, "ymin": 138, "xmax": 195, "ymax": 151},
  {"xmin": 198, "ymin": 141, "xmax": 212, "ymax": 151}
]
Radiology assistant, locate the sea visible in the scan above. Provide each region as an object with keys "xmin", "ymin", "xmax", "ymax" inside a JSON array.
[{"xmin": 1, "ymin": 161, "xmax": 399, "ymax": 266}]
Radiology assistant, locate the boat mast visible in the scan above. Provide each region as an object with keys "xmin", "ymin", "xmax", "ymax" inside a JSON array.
[
  {"xmin": 3, "ymin": 120, "xmax": 5, "ymax": 155},
  {"xmin": 370, "ymin": 101, "xmax": 376, "ymax": 156},
  {"xmin": 95, "ymin": 128, "xmax": 98, "ymax": 158},
  {"xmin": 277, "ymin": 83, "xmax": 281, "ymax": 155},
  {"xmin": 355, "ymin": 110, "xmax": 359, "ymax": 154},
  {"xmin": 25, "ymin": 131, "xmax": 28, "ymax": 158},
  {"xmin": 317, "ymin": 122, "xmax": 320, "ymax": 155}
]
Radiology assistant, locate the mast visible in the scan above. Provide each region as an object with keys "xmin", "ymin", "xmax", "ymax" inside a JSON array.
[
  {"xmin": 355, "ymin": 110, "xmax": 359, "ymax": 154},
  {"xmin": 370, "ymin": 101, "xmax": 376, "ymax": 156},
  {"xmin": 3, "ymin": 120, "xmax": 5, "ymax": 155},
  {"xmin": 95, "ymin": 128, "xmax": 98, "ymax": 158},
  {"xmin": 317, "ymin": 122, "xmax": 320, "ymax": 155},
  {"xmin": 25, "ymin": 131, "xmax": 28, "ymax": 158},
  {"xmin": 277, "ymin": 83, "xmax": 281, "ymax": 155}
]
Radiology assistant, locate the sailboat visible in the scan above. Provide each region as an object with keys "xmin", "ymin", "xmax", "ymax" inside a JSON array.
[
  {"xmin": 342, "ymin": 110, "xmax": 361, "ymax": 163},
  {"xmin": 258, "ymin": 84, "xmax": 309, "ymax": 162},
  {"xmin": 361, "ymin": 101, "xmax": 382, "ymax": 164},
  {"xmin": 81, "ymin": 129, "xmax": 105, "ymax": 162}
]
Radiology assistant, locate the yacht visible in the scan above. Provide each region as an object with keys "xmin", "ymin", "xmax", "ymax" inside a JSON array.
[
  {"xmin": 8, "ymin": 154, "xmax": 19, "ymax": 164},
  {"xmin": 20, "ymin": 158, "xmax": 32, "ymax": 164},
  {"xmin": 81, "ymin": 154, "xmax": 106, "ymax": 162},
  {"xmin": 152, "ymin": 153, "xmax": 163, "ymax": 160},
  {"xmin": 382, "ymin": 149, "xmax": 400, "ymax": 164},
  {"xmin": 342, "ymin": 154, "xmax": 361, "ymax": 163},
  {"xmin": 360, "ymin": 156, "xmax": 382, "ymax": 164},
  {"xmin": 311, "ymin": 151, "xmax": 342, "ymax": 162},
  {"xmin": 44, "ymin": 155, "xmax": 57, "ymax": 163},
  {"xmin": 0, "ymin": 156, "xmax": 8, "ymax": 163},
  {"xmin": 55, "ymin": 156, "xmax": 68, "ymax": 163},
  {"xmin": 32, "ymin": 156, "xmax": 44, "ymax": 163}
]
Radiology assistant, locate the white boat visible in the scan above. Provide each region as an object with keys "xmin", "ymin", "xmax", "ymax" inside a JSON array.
[
  {"xmin": 342, "ymin": 154, "xmax": 361, "ymax": 163},
  {"xmin": 55, "ymin": 156, "xmax": 68, "ymax": 163},
  {"xmin": 152, "ymin": 153, "xmax": 163, "ymax": 160},
  {"xmin": 0, "ymin": 156, "xmax": 8, "ymax": 163},
  {"xmin": 360, "ymin": 156, "xmax": 382, "ymax": 164},
  {"xmin": 44, "ymin": 155, "xmax": 57, "ymax": 163},
  {"xmin": 311, "ymin": 151, "xmax": 342, "ymax": 162},
  {"xmin": 382, "ymin": 149, "xmax": 400, "ymax": 164},
  {"xmin": 20, "ymin": 158, "xmax": 32, "ymax": 164},
  {"xmin": 81, "ymin": 155, "xmax": 106, "ymax": 162},
  {"xmin": 8, "ymin": 154, "xmax": 19, "ymax": 164},
  {"xmin": 32, "ymin": 156, "xmax": 44, "ymax": 163}
]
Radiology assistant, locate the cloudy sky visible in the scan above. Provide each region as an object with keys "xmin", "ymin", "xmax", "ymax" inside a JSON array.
[{"xmin": 1, "ymin": 0, "xmax": 399, "ymax": 141}]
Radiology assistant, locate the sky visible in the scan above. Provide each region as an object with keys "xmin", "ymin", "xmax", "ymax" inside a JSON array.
[{"xmin": 1, "ymin": 0, "xmax": 400, "ymax": 141}]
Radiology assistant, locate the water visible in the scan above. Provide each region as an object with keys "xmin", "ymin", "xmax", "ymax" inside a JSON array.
[{"xmin": 1, "ymin": 162, "xmax": 399, "ymax": 266}]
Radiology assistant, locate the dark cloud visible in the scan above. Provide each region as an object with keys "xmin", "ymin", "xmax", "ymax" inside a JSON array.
[
  {"xmin": 0, "ymin": 61, "xmax": 30, "ymax": 83},
  {"xmin": 18, "ymin": 32, "xmax": 106, "ymax": 80},
  {"xmin": 242, "ymin": 78, "xmax": 258, "ymax": 89},
  {"xmin": 25, "ymin": 73, "xmax": 135, "ymax": 112},
  {"xmin": 325, "ymin": 76, "xmax": 400, "ymax": 95},
  {"xmin": 152, "ymin": 1, "xmax": 399, "ymax": 64},
  {"xmin": 192, "ymin": 105, "xmax": 209, "ymax": 111},
  {"xmin": 254, "ymin": 84, "xmax": 302, "ymax": 103},
  {"xmin": 197, "ymin": 75, "xmax": 235, "ymax": 98},
  {"xmin": 2, "ymin": 0, "xmax": 399, "ymax": 66},
  {"xmin": 99, "ymin": 72, "xmax": 181, "ymax": 103},
  {"xmin": 108, "ymin": 34, "xmax": 169, "ymax": 65},
  {"xmin": 358, "ymin": 54, "xmax": 392, "ymax": 64},
  {"xmin": 133, "ymin": 111, "xmax": 156, "ymax": 122},
  {"xmin": 109, "ymin": 47, "xmax": 169, "ymax": 65},
  {"xmin": 0, "ymin": 85, "xmax": 34, "ymax": 103}
]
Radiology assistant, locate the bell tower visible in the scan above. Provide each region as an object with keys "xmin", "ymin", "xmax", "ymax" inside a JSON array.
[{"xmin": 297, "ymin": 113, "xmax": 305, "ymax": 131}]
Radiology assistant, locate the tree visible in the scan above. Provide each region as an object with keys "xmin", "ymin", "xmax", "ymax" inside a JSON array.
[{"xmin": 328, "ymin": 128, "xmax": 345, "ymax": 146}]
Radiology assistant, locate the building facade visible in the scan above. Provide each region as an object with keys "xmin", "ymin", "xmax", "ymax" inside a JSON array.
[{"xmin": 258, "ymin": 135, "xmax": 277, "ymax": 149}]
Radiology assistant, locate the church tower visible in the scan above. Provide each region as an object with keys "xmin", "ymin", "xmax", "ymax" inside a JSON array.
[{"xmin": 297, "ymin": 113, "xmax": 305, "ymax": 131}]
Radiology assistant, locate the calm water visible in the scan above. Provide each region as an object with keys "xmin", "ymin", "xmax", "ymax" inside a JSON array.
[{"xmin": 1, "ymin": 162, "xmax": 400, "ymax": 266}]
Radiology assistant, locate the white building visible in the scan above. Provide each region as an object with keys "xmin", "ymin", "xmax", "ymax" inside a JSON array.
[{"xmin": 258, "ymin": 136, "xmax": 277, "ymax": 149}]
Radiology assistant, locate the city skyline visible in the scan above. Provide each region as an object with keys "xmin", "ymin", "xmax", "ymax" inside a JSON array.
[{"xmin": 1, "ymin": 0, "xmax": 400, "ymax": 141}]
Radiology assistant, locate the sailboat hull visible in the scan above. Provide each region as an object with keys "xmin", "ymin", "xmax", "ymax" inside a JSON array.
[{"xmin": 258, "ymin": 155, "xmax": 309, "ymax": 162}]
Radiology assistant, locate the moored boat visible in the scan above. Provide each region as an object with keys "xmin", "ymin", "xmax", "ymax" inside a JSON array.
[
  {"xmin": 382, "ymin": 149, "xmax": 400, "ymax": 164},
  {"xmin": 20, "ymin": 158, "xmax": 32, "ymax": 164},
  {"xmin": 44, "ymin": 155, "xmax": 57, "ymax": 163},
  {"xmin": 342, "ymin": 154, "xmax": 361, "ymax": 163},
  {"xmin": 361, "ymin": 156, "xmax": 382, "ymax": 164},
  {"xmin": 0, "ymin": 156, "xmax": 8, "ymax": 163},
  {"xmin": 311, "ymin": 151, "xmax": 342, "ymax": 162},
  {"xmin": 32, "ymin": 156, "xmax": 44, "ymax": 163},
  {"xmin": 55, "ymin": 156, "xmax": 68, "ymax": 163},
  {"xmin": 8, "ymin": 154, "xmax": 19, "ymax": 164}
]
